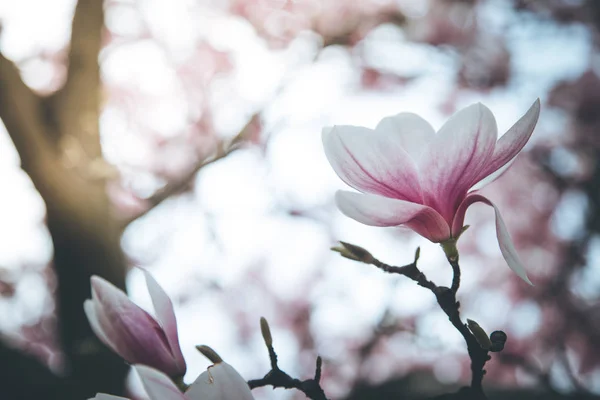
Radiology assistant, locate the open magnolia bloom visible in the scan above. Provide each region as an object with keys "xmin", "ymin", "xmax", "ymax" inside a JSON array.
[
  {"xmin": 84, "ymin": 271, "xmax": 186, "ymax": 377},
  {"xmin": 89, "ymin": 362, "xmax": 254, "ymax": 400},
  {"xmin": 323, "ymin": 100, "xmax": 540, "ymax": 284}
]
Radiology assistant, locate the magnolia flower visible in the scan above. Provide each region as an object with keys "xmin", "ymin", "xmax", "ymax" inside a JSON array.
[
  {"xmin": 84, "ymin": 271, "xmax": 186, "ymax": 377},
  {"xmin": 89, "ymin": 362, "xmax": 254, "ymax": 400},
  {"xmin": 323, "ymin": 100, "xmax": 540, "ymax": 284}
]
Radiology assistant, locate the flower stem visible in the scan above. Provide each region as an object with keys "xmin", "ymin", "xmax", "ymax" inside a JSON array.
[{"xmin": 449, "ymin": 257, "xmax": 461, "ymax": 294}]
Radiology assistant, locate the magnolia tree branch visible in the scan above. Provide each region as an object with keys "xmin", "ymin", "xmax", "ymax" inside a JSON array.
[
  {"xmin": 0, "ymin": 53, "xmax": 57, "ymax": 175},
  {"xmin": 122, "ymin": 115, "xmax": 257, "ymax": 227},
  {"xmin": 332, "ymin": 242, "xmax": 506, "ymax": 399},
  {"xmin": 248, "ymin": 318, "xmax": 329, "ymax": 400},
  {"xmin": 54, "ymin": 0, "xmax": 104, "ymax": 158}
]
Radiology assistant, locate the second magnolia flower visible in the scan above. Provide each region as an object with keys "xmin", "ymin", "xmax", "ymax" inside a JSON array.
[
  {"xmin": 84, "ymin": 271, "xmax": 187, "ymax": 377},
  {"xmin": 322, "ymin": 100, "xmax": 540, "ymax": 284}
]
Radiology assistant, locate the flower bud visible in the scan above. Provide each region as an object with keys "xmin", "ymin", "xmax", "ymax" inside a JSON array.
[
  {"xmin": 260, "ymin": 317, "xmax": 273, "ymax": 348},
  {"xmin": 84, "ymin": 271, "xmax": 186, "ymax": 377},
  {"xmin": 467, "ymin": 319, "xmax": 492, "ymax": 350},
  {"xmin": 489, "ymin": 330, "xmax": 507, "ymax": 352},
  {"xmin": 331, "ymin": 241, "xmax": 374, "ymax": 263}
]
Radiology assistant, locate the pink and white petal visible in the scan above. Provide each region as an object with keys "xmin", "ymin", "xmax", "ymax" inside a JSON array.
[
  {"xmin": 336, "ymin": 191, "xmax": 450, "ymax": 242},
  {"xmin": 323, "ymin": 125, "xmax": 423, "ymax": 203},
  {"xmin": 375, "ymin": 112, "xmax": 435, "ymax": 162},
  {"xmin": 420, "ymin": 103, "xmax": 497, "ymax": 222},
  {"xmin": 91, "ymin": 276, "xmax": 178, "ymax": 374},
  {"xmin": 135, "ymin": 365, "xmax": 187, "ymax": 400},
  {"xmin": 185, "ymin": 362, "xmax": 254, "ymax": 400},
  {"xmin": 87, "ymin": 282, "xmax": 137, "ymax": 361},
  {"xmin": 474, "ymin": 99, "xmax": 540, "ymax": 184},
  {"xmin": 143, "ymin": 270, "xmax": 186, "ymax": 375},
  {"xmin": 84, "ymin": 299, "xmax": 122, "ymax": 355},
  {"xmin": 88, "ymin": 395, "xmax": 130, "ymax": 400},
  {"xmin": 452, "ymin": 194, "xmax": 533, "ymax": 285}
]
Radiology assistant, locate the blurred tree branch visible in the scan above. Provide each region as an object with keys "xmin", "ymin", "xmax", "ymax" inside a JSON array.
[
  {"xmin": 53, "ymin": 0, "xmax": 104, "ymax": 157},
  {"xmin": 121, "ymin": 114, "xmax": 258, "ymax": 228}
]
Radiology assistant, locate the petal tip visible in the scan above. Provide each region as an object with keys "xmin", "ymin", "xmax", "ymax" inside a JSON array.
[
  {"xmin": 321, "ymin": 126, "xmax": 334, "ymax": 141},
  {"xmin": 531, "ymin": 98, "xmax": 541, "ymax": 115}
]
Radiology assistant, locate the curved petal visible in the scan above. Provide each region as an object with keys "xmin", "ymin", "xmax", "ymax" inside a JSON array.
[
  {"xmin": 84, "ymin": 299, "xmax": 131, "ymax": 359},
  {"xmin": 323, "ymin": 125, "xmax": 423, "ymax": 203},
  {"xmin": 453, "ymin": 194, "xmax": 532, "ymax": 285},
  {"xmin": 336, "ymin": 191, "xmax": 450, "ymax": 242},
  {"xmin": 143, "ymin": 270, "xmax": 186, "ymax": 375},
  {"xmin": 419, "ymin": 103, "xmax": 497, "ymax": 222},
  {"xmin": 474, "ymin": 99, "xmax": 540, "ymax": 185},
  {"xmin": 90, "ymin": 276, "xmax": 180, "ymax": 376},
  {"xmin": 375, "ymin": 112, "xmax": 435, "ymax": 162},
  {"xmin": 135, "ymin": 365, "xmax": 186, "ymax": 400},
  {"xmin": 469, "ymin": 157, "xmax": 515, "ymax": 192},
  {"xmin": 88, "ymin": 395, "xmax": 130, "ymax": 400},
  {"xmin": 185, "ymin": 362, "xmax": 254, "ymax": 400}
]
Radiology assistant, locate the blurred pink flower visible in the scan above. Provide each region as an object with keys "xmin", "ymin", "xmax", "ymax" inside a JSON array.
[
  {"xmin": 84, "ymin": 271, "xmax": 186, "ymax": 377},
  {"xmin": 323, "ymin": 100, "xmax": 540, "ymax": 284},
  {"xmin": 90, "ymin": 363, "xmax": 254, "ymax": 400}
]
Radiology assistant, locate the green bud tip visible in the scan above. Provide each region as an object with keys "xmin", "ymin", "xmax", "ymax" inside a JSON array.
[
  {"xmin": 196, "ymin": 345, "xmax": 223, "ymax": 364},
  {"xmin": 336, "ymin": 242, "xmax": 374, "ymax": 263},
  {"xmin": 260, "ymin": 317, "xmax": 273, "ymax": 347},
  {"xmin": 440, "ymin": 239, "xmax": 459, "ymax": 262},
  {"xmin": 467, "ymin": 319, "xmax": 492, "ymax": 350},
  {"xmin": 331, "ymin": 246, "xmax": 359, "ymax": 261}
]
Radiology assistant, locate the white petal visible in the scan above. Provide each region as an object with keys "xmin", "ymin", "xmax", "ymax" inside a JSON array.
[
  {"xmin": 336, "ymin": 191, "xmax": 450, "ymax": 242},
  {"xmin": 492, "ymin": 202, "xmax": 533, "ymax": 285},
  {"xmin": 453, "ymin": 194, "xmax": 533, "ymax": 285},
  {"xmin": 375, "ymin": 112, "xmax": 435, "ymax": 162},
  {"xmin": 419, "ymin": 103, "xmax": 497, "ymax": 222},
  {"xmin": 143, "ymin": 270, "xmax": 186, "ymax": 374},
  {"xmin": 185, "ymin": 362, "xmax": 254, "ymax": 400},
  {"xmin": 322, "ymin": 125, "xmax": 423, "ymax": 203},
  {"xmin": 475, "ymin": 99, "xmax": 540, "ymax": 184},
  {"xmin": 88, "ymin": 395, "xmax": 130, "ymax": 400},
  {"xmin": 135, "ymin": 365, "xmax": 187, "ymax": 400},
  {"xmin": 84, "ymin": 299, "xmax": 120, "ymax": 354}
]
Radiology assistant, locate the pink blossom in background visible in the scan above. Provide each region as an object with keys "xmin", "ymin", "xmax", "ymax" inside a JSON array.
[
  {"xmin": 84, "ymin": 271, "xmax": 186, "ymax": 378},
  {"xmin": 322, "ymin": 100, "xmax": 540, "ymax": 283},
  {"xmin": 228, "ymin": 0, "xmax": 399, "ymax": 47}
]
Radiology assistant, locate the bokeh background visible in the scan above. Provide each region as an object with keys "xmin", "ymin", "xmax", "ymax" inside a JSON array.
[{"xmin": 0, "ymin": 0, "xmax": 599, "ymax": 399}]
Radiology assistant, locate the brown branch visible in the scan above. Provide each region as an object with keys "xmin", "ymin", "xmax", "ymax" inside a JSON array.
[
  {"xmin": 0, "ymin": 53, "xmax": 57, "ymax": 174},
  {"xmin": 332, "ymin": 243, "xmax": 494, "ymax": 399}
]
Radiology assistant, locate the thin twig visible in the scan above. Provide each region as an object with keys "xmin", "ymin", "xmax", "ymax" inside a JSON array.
[
  {"xmin": 449, "ymin": 258, "xmax": 461, "ymax": 294},
  {"xmin": 249, "ymin": 318, "xmax": 329, "ymax": 400},
  {"xmin": 122, "ymin": 116, "xmax": 256, "ymax": 227}
]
